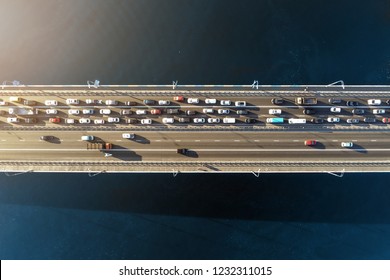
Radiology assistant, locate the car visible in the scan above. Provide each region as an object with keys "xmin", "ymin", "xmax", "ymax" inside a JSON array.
[
  {"xmin": 193, "ymin": 118, "xmax": 205, "ymax": 123},
  {"xmin": 178, "ymin": 117, "xmax": 190, "ymax": 123},
  {"xmin": 346, "ymin": 101, "xmax": 358, "ymax": 106},
  {"xmin": 94, "ymin": 119, "xmax": 105, "ymax": 124},
  {"xmin": 220, "ymin": 100, "xmax": 231, "ymax": 106},
  {"xmin": 245, "ymin": 118, "xmax": 256, "ymax": 124},
  {"xmin": 368, "ymin": 99, "xmax": 381, "ymax": 105},
  {"xmin": 120, "ymin": 109, "xmax": 132, "ymax": 115},
  {"xmin": 327, "ymin": 117, "xmax": 340, "ymax": 123},
  {"xmin": 203, "ymin": 108, "xmax": 214, "ymax": 114},
  {"xmin": 136, "ymin": 110, "xmax": 147, "ymax": 115},
  {"xmin": 162, "ymin": 117, "xmax": 174, "ymax": 124},
  {"xmin": 235, "ymin": 101, "xmax": 246, "ymax": 107},
  {"xmin": 373, "ymin": 109, "xmax": 385, "ymax": 114},
  {"xmin": 86, "ymin": 99, "xmax": 103, "ymax": 105},
  {"xmin": 66, "ymin": 99, "xmax": 79, "ymax": 105},
  {"xmin": 125, "ymin": 118, "xmax": 137, "ymax": 124},
  {"xmin": 341, "ymin": 142, "xmax": 353, "ymax": 148},
  {"xmin": 45, "ymin": 100, "xmax": 57, "ymax": 106},
  {"xmin": 218, "ymin": 109, "xmax": 230, "ymax": 114},
  {"xmin": 173, "ymin": 96, "xmax": 184, "ymax": 102},
  {"xmin": 66, "ymin": 118, "xmax": 76, "ymax": 124},
  {"xmin": 81, "ymin": 135, "xmax": 94, "ymax": 141},
  {"xmin": 40, "ymin": 136, "xmax": 54, "ymax": 141},
  {"xmin": 24, "ymin": 118, "xmax": 37, "ymax": 124},
  {"xmin": 122, "ymin": 133, "xmax": 135, "ymax": 139},
  {"xmin": 269, "ymin": 109, "xmax": 282, "ymax": 115},
  {"xmin": 105, "ymin": 100, "xmax": 118, "ymax": 106},
  {"xmin": 143, "ymin": 99, "xmax": 155, "ymax": 105},
  {"xmin": 303, "ymin": 109, "xmax": 316, "ymax": 115},
  {"xmin": 236, "ymin": 110, "xmax": 248, "ymax": 115},
  {"xmin": 271, "ymin": 98, "xmax": 284, "ymax": 105},
  {"xmin": 177, "ymin": 148, "xmax": 188, "ymax": 155},
  {"xmin": 151, "ymin": 109, "xmax": 162, "ymax": 115},
  {"xmin": 100, "ymin": 109, "xmax": 111, "ymax": 115},
  {"xmin": 49, "ymin": 117, "xmax": 61, "ymax": 123},
  {"xmin": 141, "ymin": 119, "xmax": 152, "ymax": 125},
  {"xmin": 304, "ymin": 140, "xmax": 316, "ymax": 146},
  {"xmin": 205, "ymin": 98, "xmax": 217, "ymax": 104},
  {"xmin": 107, "ymin": 117, "xmax": 120, "ymax": 123},
  {"xmin": 352, "ymin": 109, "xmax": 365, "ymax": 115},
  {"xmin": 125, "ymin": 101, "xmax": 137, "ymax": 106},
  {"xmin": 311, "ymin": 118, "xmax": 324, "ymax": 124},
  {"xmin": 158, "ymin": 100, "xmax": 170, "ymax": 105},
  {"xmin": 46, "ymin": 109, "xmax": 57, "ymax": 114},
  {"xmin": 382, "ymin": 118, "xmax": 390, "ymax": 124},
  {"xmin": 186, "ymin": 110, "xmax": 196, "ymax": 115},
  {"xmin": 187, "ymin": 98, "xmax": 199, "ymax": 104},
  {"xmin": 23, "ymin": 100, "xmax": 36, "ymax": 106},
  {"xmin": 364, "ymin": 117, "xmax": 376, "ymax": 123},
  {"xmin": 83, "ymin": 109, "xmax": 94, "ymax": 114},
  {"xmin": 207, "ymin": 118, "xmax": 220, "ymax": 123},
  {"xmin": 68, "ymin": 109, "xmax": 80, "ymax": 115},
  {"xmin": 330, "ymin": 107, "xmax": 341, "ymax": 113},
  {"xmin": 79, "ymin": 118, "xmax": 91, "ymax": 124},
  {"xmin": 328, "ymin": 98, "xmax": 342, "ymax": 104},
  {"xmin": 7, "ymin": 117, "xmax": 19, "ymax": 123},
  {"xmin": 166, "ymin": 109, "xmax": 179, "ymax": 114},
  {"xmin": 347, "ymin": 118, "xmax": 359, "ymax": 124},
  {"xmin": 0, "ymin": 101, "xmax": 8, "ymax": 105},
  {"xmin": 386, "ymin": 100, "xmax": 390, "ymax": 105}
]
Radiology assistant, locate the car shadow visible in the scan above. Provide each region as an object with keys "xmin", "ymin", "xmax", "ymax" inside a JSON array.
[
  {"xmin": 351, "ymin": 144, "xmax": 367, "ymax": 154},
  {"xmin": 101, "ymin": 144, "xmax": 142, "ymax": 161}
]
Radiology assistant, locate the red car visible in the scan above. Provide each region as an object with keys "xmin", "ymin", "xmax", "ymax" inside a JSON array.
[
  {"xmin": 382, "ymin": 118, "xmax": 390, "ymax": 124},
  {"xmin": 173, "ymin": 96, "xmax": 184, "ymax": 102},
  {"xmin": 304, "ymin": 140, "xmax": 316, "ymax": 146},
  {"xmin": 49, "ymin": 117, "xmax": 61, "ymax": 123},
  {"xmin": 151, "ymin": 109, "xmax": 162, "ymax": 115}
]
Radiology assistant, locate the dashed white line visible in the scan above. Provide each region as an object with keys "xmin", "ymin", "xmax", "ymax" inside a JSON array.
[
  {"xmin": 273, "ymin": 140, "xmax": 280, "ymax": 142},
  {"xmin": 234, "ymin": 140, "xmax": 240, "ymax": 142},
  {"xmin": 195, "ymin": 140, "xmax": 200, "ymax": 142},
  {"xmin": 214, "ymin": 140, "xmax": 221, "ymax": 142},
  {"xmin": 332, "ymin": 140, "xmax": 338, "ymax": 142},
  {"xmin": 175, "ymin": 140, "xmax": 181, "ymax": 142},
  {"xmin": 371, "ymin": 139, "xmax": 377, "ymax": 142},
  {"xmin": 293, "ymin": 140, "xmax": 299, "ymax": 142}
]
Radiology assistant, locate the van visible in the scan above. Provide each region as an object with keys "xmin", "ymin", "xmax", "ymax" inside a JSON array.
[
  {"xmin": 81, "ymin": 135, "xmax": 94, "ymax": 141},
  {"xmin": 288, "ymin": 118, "xmax": 306, "ymax": 124},
  {"xmin": 223, "ymin": 118, "xmax": 236, "ymax": 124},
  {"xmin": 9, "ymin": 96, "xmax": 21, "ymax": 102}
]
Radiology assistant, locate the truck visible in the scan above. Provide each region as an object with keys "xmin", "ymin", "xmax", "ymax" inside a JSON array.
[
  {"xmin": 295, "ymin": 97, "xmax": 317, "ymax": 105},
  {"xmin": 266, "ymin": 117, "xmax": 284, "ymax": 124},
  {"xmin": 8, "ymin": 107, "xmax": 38, "ymax": 115}
]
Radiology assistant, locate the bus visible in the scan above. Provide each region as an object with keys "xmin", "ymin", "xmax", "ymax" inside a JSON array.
[
  {"xmin": 288, "ymin": 118, "xmax": 306, "ymax": 124},
  {"xmin": 266, "ymin": 117, "xmax": 284, "ymax": 124}
]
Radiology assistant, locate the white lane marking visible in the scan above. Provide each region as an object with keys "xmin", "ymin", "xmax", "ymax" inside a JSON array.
[
  {"xmin": 234, "ymin": 140, "xmax": 240, "ymax": 142},
  {"xmin": 332, "ymin": 140, "xmax": 338, "ymax": 142},
  {"xmin": 293, "ymin": 140, "xmax": 299, "ymax": 142},
  {"xmin": 115, "ymin": 140, "xmax": 122, "ymax": 142},
  {"xmin": 19, "ymin": 139, "xmax": 26, "ymax": 141},
  {"xmin": 195, "ymin": 140, "xmax": 200, "ymax": 142},
  {"xmin": 254, "ymin": 140, "xmax": 260, "ymax": 142},
  {"xmin": 352, "ymin": 140, "xmax": 358, "ymax": 142},
  {"xmin": 371, "ymin": 139, "xmax": 377, "ymax": 142},
  {"xmin": 155, "ymin": 140, "xmax": 161, "ymax": 142},
  {"xmin": 1, "ymin": 139, "xmax": 6, "ymax": 141},
  {"xmin": 214, "ymin": 140, "xmax": 221, "ymax": 142},
  {"xmin": 175, "ymin": 140, "xmax": 181, "ymax": 142},
  {"xmin": 273, "ymin": 140, "xmax": 279, "ymax": 142}
]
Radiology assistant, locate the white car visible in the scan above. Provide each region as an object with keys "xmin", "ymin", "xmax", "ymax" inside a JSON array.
[
  {"xmin": 205, "ymin": 98, "xmax": 217, "ymax": 104},
  {"xmin": 66, "ymin": 99, "xmax": 79, "ymax": 105},
  {"xmin": 341, "ymin": 142, "xmax": 353, "ymax": 148},
  {"xmin": 82, "ymin": 109, "xmax": 94, "ymax": 114},
  {"xmin": 46, "ymin": 109, "xmax": 57, "ymax": 114},
  {"xmin": 136, "ymin": 110, "xmax": 147, "ymax": 115},
  {"xmin": 193, "ymin": 118, "xmax": 205, "ymax": 123},
  {"xmin": 373, "ymin": 109, "xmax": 385, "ymax": 114},
  {"xmin": 235, "ymin": 101, "xmax": 246, "ymax": 107},
  {"xmin": 158, "ymin": 100, "xmax": 170, "ymax": 105},
  {"xmin": 45, "ymin": 100, "xmax": 57, "ymax": 106},
  {"xmin": 269, "ymin": 109, "xmax": 282, "ymax": 115},
  {"xmin": 105, "ymin": 100, "xmax": 118, "ymax": 105},
  {"xmin": 187, "ymin": 98, "xmax": 199, "ymax": 104},
  {"xmin": 368, "ymin": 99, "xmax": 381, "ymax": 105},
  {"xmin": 218, "ymin": 109, "xmax": 230, "ymax": 114},
  {"xmin": 208, "ymin": 118, "xmax": 220, "ymax": 123},
  {"xmin": 68, "ymin": 109, "xmax": 79, "ymax": 115},
  {"xmin": 220, "ymin": 100, "xmax": 231, "ymax": 106},
  {"xmin": 203, "ymin": 108, "xmax": 214, "ymax": 114},
  {"xmin": 94, "ymin": 119, "xmax": 105, "ymax": 124},
  {"xmin": 122, "ymin": 133, "xmax": 135, "ymax": 139},
  {"xmin": 327, "ymin": 117, "xmax": 340, "ymax": 123},
  {"xmin": 66, "ymin": 118, "xmax": 76, "ymax": 124},
  {"xmin": 162, "ymin": 117, "xmax": 174, "ymax": 124},
  {"xmin": 7, "ymin": 117, "xmax": 19, "ymax": 123},
  {"xmin": 330, "ymin": 107, "xmax": 341, "ymax": 113},
  {"xmin": 79, "ymin": 118, "xmax": 91, "ymax": 124},
  {"xmin": 86, "ymin": 99, "xmax": 103, "ymax": 104},
  {"xmin": 0, "ymin": 101, "xmax": 8, "ymax": 106},
  {"xmin": 107, "ymin": 117, "xmax": 120, "ymax": 123},
  {"xmin": 99, "ymin": 109, "xmax": 111, "ymax": 115},
  {"xmin": 141, "ymin": 119, "xmax": 152, "ymax": 125}
]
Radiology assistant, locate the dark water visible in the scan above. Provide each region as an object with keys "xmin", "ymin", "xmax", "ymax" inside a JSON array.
[{"xmin": 1, "ymin": 0, "xmax": 390, "ymax": 259}]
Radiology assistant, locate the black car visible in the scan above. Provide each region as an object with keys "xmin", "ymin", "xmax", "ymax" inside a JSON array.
[
  {"xmin": 271, "ymin": 98, "xmax": 284, "ymax": 105},
  {"xmin": 186, "ymin": 110, "xmax": 196, "ymax": 116},
  {"xmin": 40, "ymin": 136, "xmax": 54, "ymax": 141},
  {"xmin": 245, "ymin": 118, "xmax": 256, "ymax": 124},
  {"xmin": 364, "ymin": 117, "xmax": 376, "ymax": 123},
  {"xmin": 386, "ymin": 100, "xmax": 390, "ymax": 105},
  {"xmin": 125, "ymin": 118, "xmax": 137, "ymax": 124},
  {"xmin": 303, "ymin": 109, "xmax": 316, "ymax": 115},
  {"xmin": 125, "ymin": 101, "xmax": 137, "ymax": 106},
  {"xmin": 143, "ymin": 99, "xmax": 155, "ymax": 105},
  {"xmin": 236, "ymin": 110, "xmax": 248, "ymax": 115},
  {"xmin": 347, "ymin": 118, "xmax": 359, "ymax": 124},
  {"xmin": 328, "ymin": 98, "xmax": 342, "ymax": 104},
  {"xmin": 166, "ymin": 109, "xmax": 179, "ymax": 114},
  {"xmin": 178, "ymin": 117, "xmax": 190, "ymax": 123},
  {"xmin": 177, "ymin": 148, "xmax": 188, "ymax": 155},
  {"xmin": 352, "ymin": 109, "xmax": 365, "ymax": 115},
  {"xmin": 311, "ymin": 118, "xmax": 324, "ymax": 124},
  {"xmin": 346, "ymin": 101, "xmax": 359, "ymax": 106}
]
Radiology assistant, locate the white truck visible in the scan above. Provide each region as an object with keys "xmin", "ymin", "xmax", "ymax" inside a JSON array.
[{"xmin": 9, "ymin": 107, "xmax": 38, "ymax": 115}]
